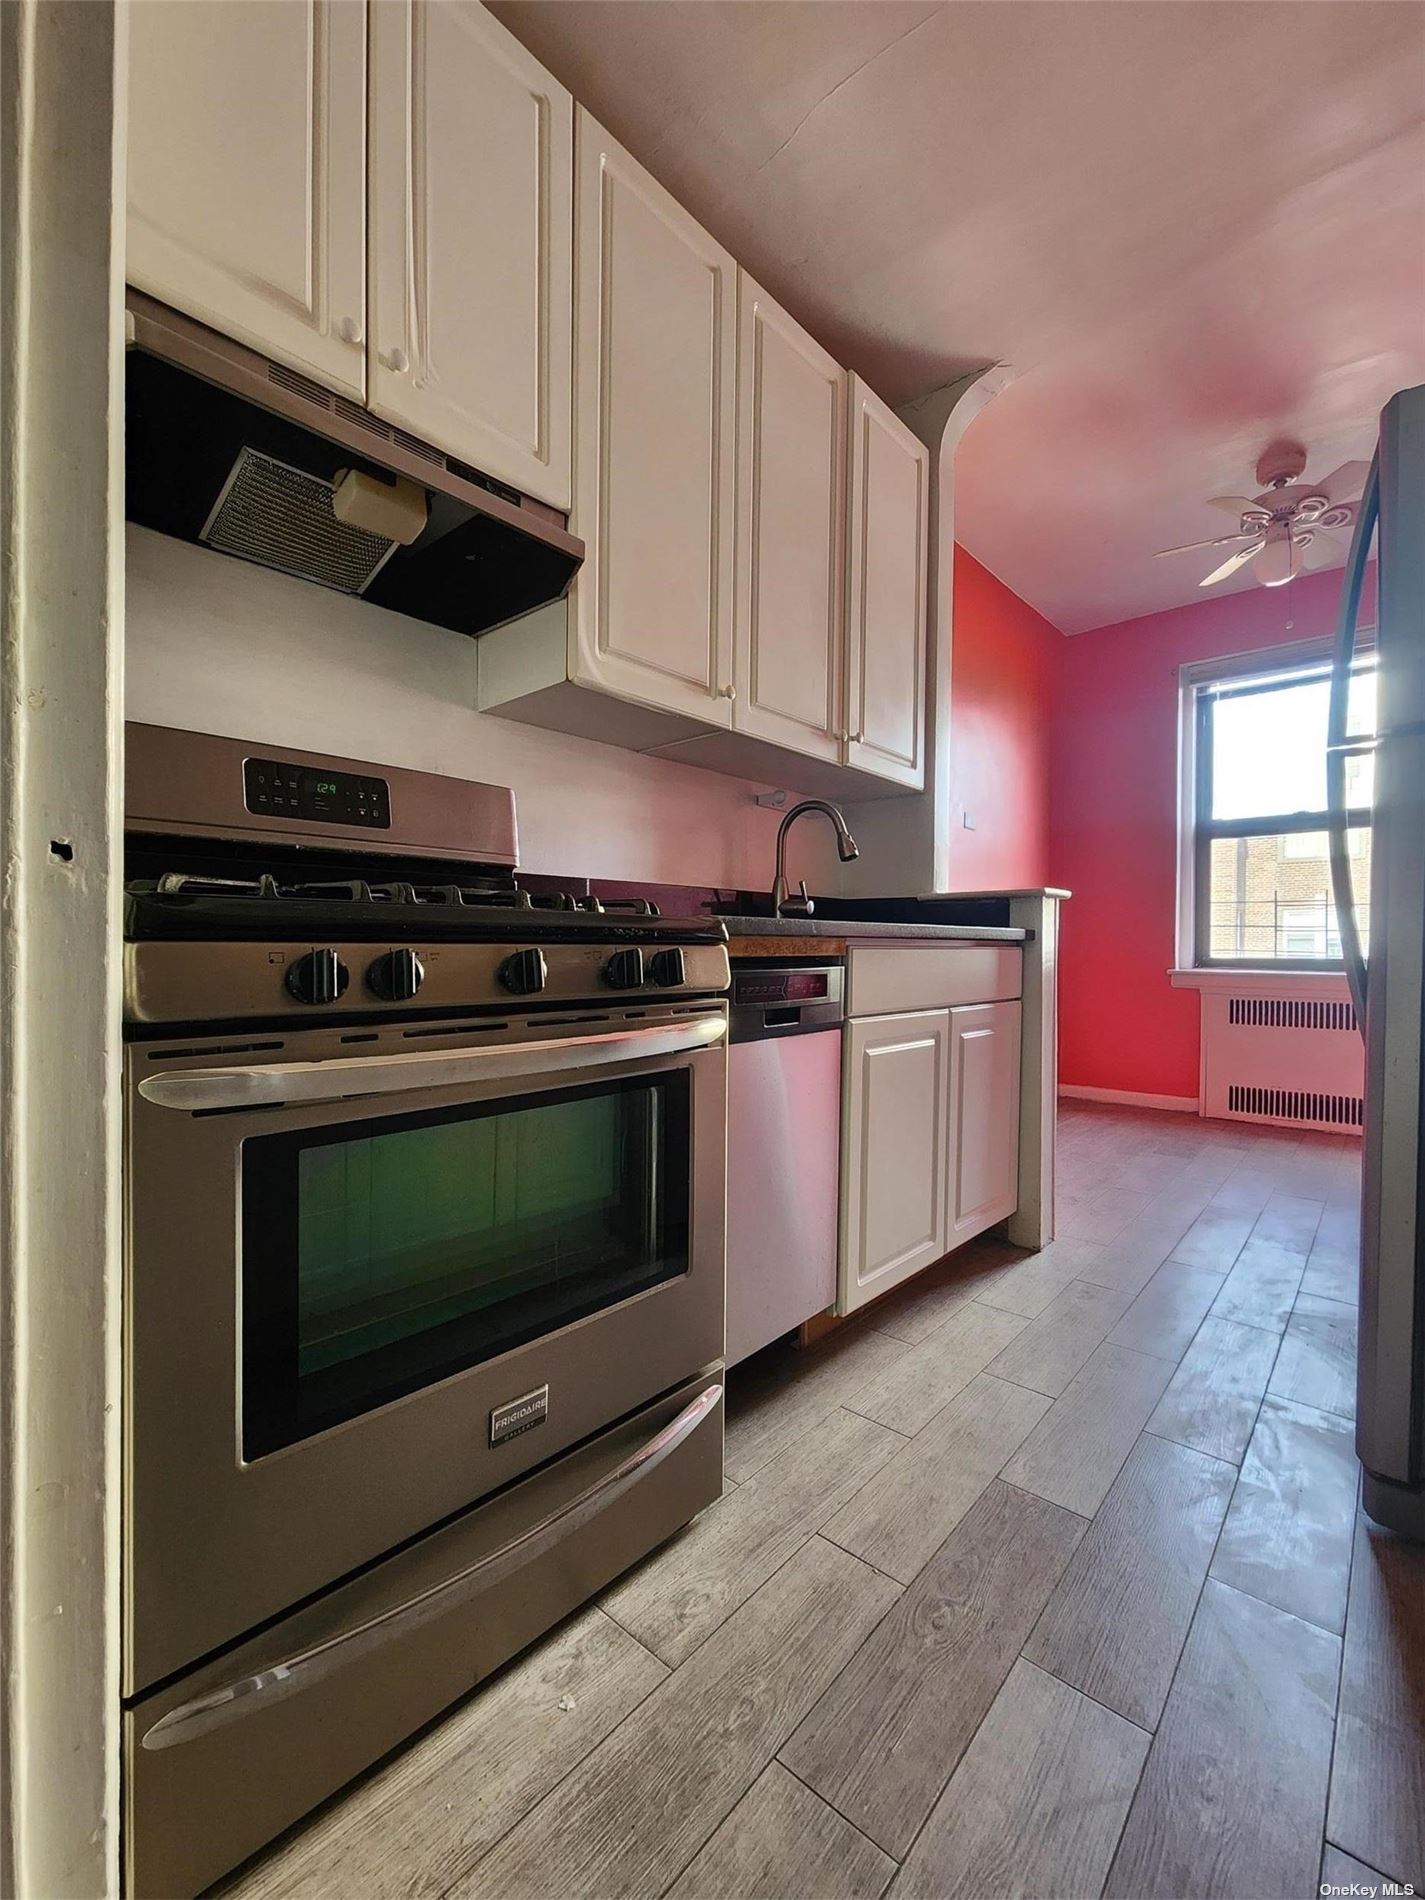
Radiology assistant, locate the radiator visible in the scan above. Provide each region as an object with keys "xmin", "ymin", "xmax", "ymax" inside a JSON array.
[{"xmin": 1200, "ymin": 990, "xmax": 1364, "ymax": 1133}]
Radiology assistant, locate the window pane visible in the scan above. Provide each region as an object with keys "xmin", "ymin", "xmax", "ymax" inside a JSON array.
[
  {"xmin": 1205, "ymin": 829, "xmax": 1371, "ymax": 961},
  {"xmin": 1347, "ymin": 660, "xmax": 1377, "ymax": 738},
  {"xmin": 1208, "ymin": 661, "xmax": 1375, "ymax": 821}
]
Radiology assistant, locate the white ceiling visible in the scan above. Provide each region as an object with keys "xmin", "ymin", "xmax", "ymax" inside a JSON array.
[{"xmin": 491, "ymin": 0, "xmax": 1425, "ymax": 633}]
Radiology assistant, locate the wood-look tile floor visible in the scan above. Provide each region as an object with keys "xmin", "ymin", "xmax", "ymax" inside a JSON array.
[{"xmin": 228, "ymin": 1105, "xmax": 1425, "ymax": 1900}]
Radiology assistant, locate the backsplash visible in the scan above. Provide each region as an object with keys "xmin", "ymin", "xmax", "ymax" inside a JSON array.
[{"xmin": 123, "ymin": 526, "xmax": 840, "ymax": 892}]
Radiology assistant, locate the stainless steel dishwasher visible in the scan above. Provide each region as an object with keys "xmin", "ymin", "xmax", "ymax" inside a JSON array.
[{"xmin": 725, "ymin": 962, "xmax": 845, "ymax": 1366}]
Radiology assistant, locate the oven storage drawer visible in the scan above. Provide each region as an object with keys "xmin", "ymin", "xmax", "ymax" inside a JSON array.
[{"xmin": 126, "ymin": 1374, "xmax": 723, "ymax": 1900}]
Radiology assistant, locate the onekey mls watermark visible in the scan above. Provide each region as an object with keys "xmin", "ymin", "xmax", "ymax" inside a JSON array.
[{"xmin": 1321, "ymin": 1881, "xmax": 1416, "ymax": 1896}]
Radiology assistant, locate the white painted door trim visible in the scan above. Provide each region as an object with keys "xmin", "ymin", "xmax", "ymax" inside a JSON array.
[{"xmin": 1, "ymin": 3, "xmax": 125, "ymax": 1894}]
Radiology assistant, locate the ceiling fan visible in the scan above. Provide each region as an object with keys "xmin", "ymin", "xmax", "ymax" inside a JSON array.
[{"xmin": 1156, "ymin": 442, "xmax": 1368, "ymax": 589}]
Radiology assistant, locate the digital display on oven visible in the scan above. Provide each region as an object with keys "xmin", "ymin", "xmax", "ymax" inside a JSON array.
[
  {"xmin": 244, "ymin": 757, "xmax": 391, "ymax": 828},
  {"xmin": 736, "ymin": 970, "xmax": 830, "ymax": 1006}
]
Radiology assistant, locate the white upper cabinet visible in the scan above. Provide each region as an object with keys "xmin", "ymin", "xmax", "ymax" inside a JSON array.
[
  {"xmin": 733, "ymin": 276, "xmax": 847, "ymax": 763},
  {"xmin": 368, "ymin": 2, "xmax": 573, "ymax": 507},
  {"xmin": 946, "ymin": 1001, "xmax": 1022, "ymax": 1245},
  {"xmin": 127, "ymin": 0, "xmax": 367, "ymax": 399},
  {"xmin": 571, "ymin": 110, "xmax": 737, "ymax": 726},
  {"xmin": 845, "ymin": 376, "xmax": 929, "ymax": 789}
]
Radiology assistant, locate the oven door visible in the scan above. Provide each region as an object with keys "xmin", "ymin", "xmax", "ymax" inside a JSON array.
[{"xmin": 125, "ymin": 1004, "xmax": 727, "ymax": 1695}]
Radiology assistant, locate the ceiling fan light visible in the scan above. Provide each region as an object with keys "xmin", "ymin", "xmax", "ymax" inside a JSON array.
[{"xmin": 1256, "ymin": 522, "xmax": 1296, "ymax": 587}]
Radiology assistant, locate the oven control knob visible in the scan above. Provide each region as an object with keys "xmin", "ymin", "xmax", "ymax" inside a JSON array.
[
  {"xmin": 286, "ymin": 948, "xmax": 350, "ymax": 1006},
  {"xmin": 498, "ymin": 946, "xmax": 548, "ymax": 996},
  {"xmin": 367, "ymin": 947, "xmax": 425, "ymax": 1002},
  {"xmin": 603, "ymin": 947, "xmax": 645, "ymax": 989},
  {"xmin": 648, "ymin": 947, "xmax": 686, "ymax": 988}
]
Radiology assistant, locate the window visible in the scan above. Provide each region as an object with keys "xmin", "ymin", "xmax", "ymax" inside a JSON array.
[{"xmin": 1187, "ymin": 650, "xmax": 1374, "ymax": 969}]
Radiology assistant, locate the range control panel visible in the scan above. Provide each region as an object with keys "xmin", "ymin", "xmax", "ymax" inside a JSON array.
[{"xmin": 243, "ymin": 757, "xmax": 391, "ymax": 829}]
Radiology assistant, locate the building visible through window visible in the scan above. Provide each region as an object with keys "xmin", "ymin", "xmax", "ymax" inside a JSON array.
[{"xmin": 1188, "ymin": 652, "xmax": 1374, "ymax": 968}]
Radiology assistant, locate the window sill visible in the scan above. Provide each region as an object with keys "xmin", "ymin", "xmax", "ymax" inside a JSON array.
[{"xmin": 1170, "ymin": 968, "xmax": 1352, "ymax": 996}]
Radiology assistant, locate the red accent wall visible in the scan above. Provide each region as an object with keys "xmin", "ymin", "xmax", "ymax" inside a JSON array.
[
  {"xmin": 949, "ymin": 548, "xmax": 1061, "ymax": 891},
  {"xmin": 1050, "ymin": 566, "xmax": 1374, "ymax": 1101}
]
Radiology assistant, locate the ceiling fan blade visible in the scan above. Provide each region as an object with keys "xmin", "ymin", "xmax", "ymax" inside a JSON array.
[
  {"xmin": 1200, "ymin": 540, "xmax": 1264, "ymax": 586},
  {"xmin": 1154, "ymin": 531, "xmax": 1255, "ymax": 558},
  {"xmin": 1206, "ymin": 494, "xmax": 1265, "ymax": 514},
  {"xmin": 1295, "ymin": 527, "xmax": 1347, "ymax": 572},
  {"xmin": 1318, "ymin": 459, "xmax": 1370, "ymax": 505},
  {"xmin": 1255, "ymin": 522, "xmax": 1297, "ymax": 587}
]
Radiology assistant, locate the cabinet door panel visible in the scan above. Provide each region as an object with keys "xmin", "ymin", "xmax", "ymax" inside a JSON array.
[
  {"xmin": 127, "ymin": 0, "xmax": 366, "ymax": 398},
  {"xmin": 846, "ymin": 377, "xmax": 929, "ymax": 788},
  {"xmin": 733, "ymin": 276, "xmax": 846, "ymax": 761},
  {"xmin": 840, "ymin": 1012, "xmax": 950, "ymax": 1314},
  {"xmin": 572, "ymin": 112, "xmax": 736, "ymax": 725},
  {"xmin": 369, "ymin": 1, "xmax": 573, "ymax": 506},
  {"xmin": 947, "ymin": 1001, "xmax": 1022, "ymax": 1244}
]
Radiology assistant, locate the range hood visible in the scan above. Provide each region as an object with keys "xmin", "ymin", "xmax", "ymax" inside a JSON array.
[{"xmin": 125, "ymin": 293, "xmax": 583, "ymax": 638}]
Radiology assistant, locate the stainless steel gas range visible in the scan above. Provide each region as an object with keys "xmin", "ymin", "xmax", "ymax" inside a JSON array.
[{"xmin": 121, "ymin": 725, "xmax": 729, "ymax": 1897}]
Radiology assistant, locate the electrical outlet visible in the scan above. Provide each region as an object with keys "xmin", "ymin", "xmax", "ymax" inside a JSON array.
[{"xmin": 962, "ymin": 810, "xmax": 976, "ymax": 830}]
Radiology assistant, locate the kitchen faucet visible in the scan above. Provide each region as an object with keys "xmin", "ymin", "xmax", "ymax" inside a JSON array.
[{"xmin": 771, "ymin": 800, "xmax": 860, "ymax": 916}]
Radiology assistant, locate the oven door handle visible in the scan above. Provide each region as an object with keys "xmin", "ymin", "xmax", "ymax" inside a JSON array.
[
  {"xmin": 140, "ymin": 1381, "xmax": 723, "ymax": 1751},
  {"xmin": 137, "ymin": 1013, "xmax": 728, "ymax": 1112}
]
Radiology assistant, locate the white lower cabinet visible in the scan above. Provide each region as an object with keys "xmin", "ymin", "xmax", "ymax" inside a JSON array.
[
  {"xmin": 947, "ymin": 1001, "xmax": 1022, "ymax": 1244},
  {"xmin": 839, "ymin": 1011, "xmax": 951, "ymax": 1314},
  {"xmin": 838, "ymin": 991, "xmax": 1022, "ymax": 1315}
]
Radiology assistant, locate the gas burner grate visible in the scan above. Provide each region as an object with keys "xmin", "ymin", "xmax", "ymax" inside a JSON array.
[
  {"xmin": 273, "ymin": 879, "xmax": 373, "ymax": 903},
  {"xmin": 134, "ymin": 872, "xmax": 660, "ymax": 921},
  {"xmin": 154, "ymin": 873, "xmax": 280, "ymax": 898},
  {"xmin": 522, "ymin": 892, "xmax": 660, "ymax": 917}
]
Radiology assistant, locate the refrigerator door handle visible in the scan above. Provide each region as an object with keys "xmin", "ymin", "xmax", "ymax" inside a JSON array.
[{"xmin": 1326, "ymin": 449, "xmax": 1379, "ymax": 1037}]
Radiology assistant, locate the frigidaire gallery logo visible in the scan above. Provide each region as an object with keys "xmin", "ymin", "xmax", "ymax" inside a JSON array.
[{"xmin": 489, "ymin": 1384, "xmax": 550, "ymax": 1448}]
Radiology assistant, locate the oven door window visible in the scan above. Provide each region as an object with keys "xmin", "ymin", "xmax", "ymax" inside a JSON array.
[{"xmin": 241, "ymin": 1071, "xmax": 690, "ymax": 1458}]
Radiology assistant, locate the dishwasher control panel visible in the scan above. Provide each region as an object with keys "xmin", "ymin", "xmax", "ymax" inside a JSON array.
[{"xmin": 729, "ymin": 961, "xmax": 845, "ymax": 1041}]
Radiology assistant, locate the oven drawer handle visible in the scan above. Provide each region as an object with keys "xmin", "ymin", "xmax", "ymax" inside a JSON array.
[
  {"xmin": 140, "ymin": 1381, "xmax": 723, "ymax": 1752},
  {"xmin": 138, "ymin": 1013, "xmax": 728, "ymax": 1112}
]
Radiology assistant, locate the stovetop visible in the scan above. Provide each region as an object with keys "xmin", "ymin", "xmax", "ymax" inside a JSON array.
[
  {"xmin": 122, "ymin": 862, "xmax": 731, "ymax": 1029},
  {"xmin": 123, "ymin": 870, "xmax": 725, "ymax": 946},
  {"xmin": 120, "ymin": 726, "xmax": 730, "ymax": 1027}
]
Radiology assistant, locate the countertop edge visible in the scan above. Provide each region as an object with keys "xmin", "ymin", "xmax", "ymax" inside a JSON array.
[{"xmin": 725, "ymin": 921, "xmax": 1028, "ymax": 956}]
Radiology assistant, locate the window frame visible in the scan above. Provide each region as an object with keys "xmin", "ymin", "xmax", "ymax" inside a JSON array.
[{"xmin": 1178, "ymin": 635, "xmax": 1375, "ymax": 974}]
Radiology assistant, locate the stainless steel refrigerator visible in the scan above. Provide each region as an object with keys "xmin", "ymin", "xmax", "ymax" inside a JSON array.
[{"xmin": 1330, "ymin": 381, "xmax": 1425, "ymax": 1538}]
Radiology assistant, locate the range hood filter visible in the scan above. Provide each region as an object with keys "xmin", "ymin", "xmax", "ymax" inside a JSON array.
[{"xmin": 200, "ymin": 447, "xmax": 397, "ymax": 596}]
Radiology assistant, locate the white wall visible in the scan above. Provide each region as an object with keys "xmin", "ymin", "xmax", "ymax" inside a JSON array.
[{"xmin": 125, "ymin": 526, "xmax": 837, "ymax": 891}]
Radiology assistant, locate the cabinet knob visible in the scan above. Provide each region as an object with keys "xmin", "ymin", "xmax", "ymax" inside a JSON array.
[
  {"xmin": 852, "ymin": 728, "xmax": 865, "ymax": 744},
  {"xmin": 339, "ymin": 315, "xmax": 363, "ymax": 344},
  {"xmin": 834, "ymin": 729, "xmax": 848, "ymax": 743},
  {"xmin": 382, "ymin": 346, "xmax": 411, "ymax": 374},
  {"xmin": 719, "ymin": 684, "xmax": 737, "ymax": 701}
]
